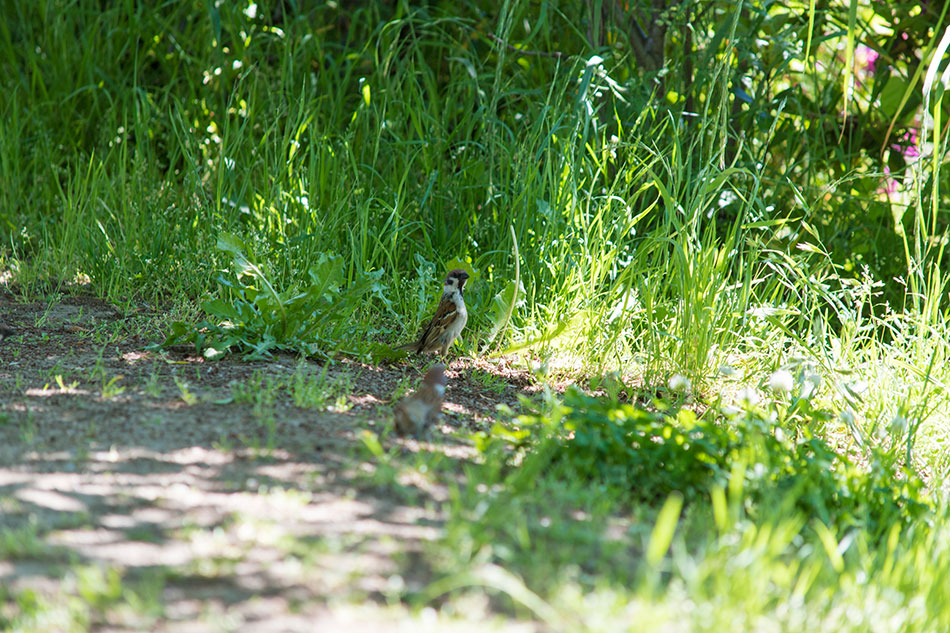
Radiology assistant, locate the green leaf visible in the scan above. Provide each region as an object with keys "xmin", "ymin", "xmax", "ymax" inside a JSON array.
[
  {"xmin": 367, "ymin": 342, "xmax": 408, "ymax": 363},
  {"xmin": 485, "ymin": 280, "xmax": 525, "ymax": 346},
  {"xmin": 306, "ymin": 252, "xmax": 344, "ymax": 301},
  {"xmin": 443, "ymin": 257, "xmax": 477, "ymax": 280},
  {"xmin": 216, "ymin": 232, "xmax": 257, "ymax": 279},
  {"xmin": 360, "ymin": 430, "xmax": 384, "ymax": 458},
  {"xmin": 647, "ymin": 492, "xmax": 684, "ymax": 566},
  {"xmin": 201, "ymin": 298, "xmax": 242, "ymax": 322},
  {"xmin": 216, "ymin": 232, "xmax": 285, "ymax": 322}
]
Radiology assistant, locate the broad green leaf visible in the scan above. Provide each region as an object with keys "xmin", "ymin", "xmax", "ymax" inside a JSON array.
[
  {"xmin": 485, "ymin": 280, "xmax": 525, "ymax": 346},
  {"xmin": 216, "ymin": 232, "xmax": 258, "ymax": 279},
  {"xmin": 367, "ymin": 342, "xmax": 408, "ymax": 363},
  {"xmin": 201, "ymin": 298, "xmax": 242, "ymax": 322},
  {"xmin": 307, "ymin": 252, "xmax": 344, "ymax": 301},
  {"xmin": 443, "ymin": 257, "xmax": 476, "ymax": 280}
]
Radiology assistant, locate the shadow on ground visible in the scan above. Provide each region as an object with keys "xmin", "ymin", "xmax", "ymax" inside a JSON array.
[{"xmin": 0, "ymin": 293, "xmax": 541, "ymax": 631}]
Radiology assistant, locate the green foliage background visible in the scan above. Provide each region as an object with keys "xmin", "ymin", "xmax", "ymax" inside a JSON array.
[{"xmin": 4, "ymin": 0, "xmax": 947, "ymax": 372}]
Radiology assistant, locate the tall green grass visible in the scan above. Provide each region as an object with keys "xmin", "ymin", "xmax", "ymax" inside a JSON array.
[
  {"xmin": 2, "ymin": 0, "xmax": 948, "ymax": 412},
  {"xmin": 4, "ymin": 1, "xmax": 950, "ymax": 445},
  {"xmin": 1, "ymin": 3, "xmax": 756, "ymax": 343}
]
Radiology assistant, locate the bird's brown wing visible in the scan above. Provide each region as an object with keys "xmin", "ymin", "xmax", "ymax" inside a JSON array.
[{"xmin": 415, "ymin": 298, "xmax": 459, "ymax": 352}]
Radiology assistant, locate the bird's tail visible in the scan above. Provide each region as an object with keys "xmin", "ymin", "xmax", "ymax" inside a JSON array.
[{"xmin": 393, "ymin": 341, "xmax": 418, "ymax": 352}]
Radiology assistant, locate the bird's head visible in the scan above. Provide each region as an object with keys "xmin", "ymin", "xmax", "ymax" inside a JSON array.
[
  {"xmin": 424, "ymin": 363, "xmax": 447, "ymax": 396},
  {"xmin": 444, "ymin": 269, "xmax": 470, "ymax": 292}
]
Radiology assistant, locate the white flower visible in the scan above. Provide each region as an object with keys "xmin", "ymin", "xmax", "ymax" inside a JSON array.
[
  {"xmin": 768, "ymin": 369, "xmax": 794, "ymax": 395},
  {"xmin": 737, "ymin": 387, "xmax": 760, "ymax": 406},
  {"xmin": 669, "ymin": 374, "xmax": 691, "ymax": 393}
]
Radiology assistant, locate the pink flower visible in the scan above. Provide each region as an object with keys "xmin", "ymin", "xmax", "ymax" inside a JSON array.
[
  {"xmin": 880, "ymin": 166, "xmax": 898, "ymax": 195},
  {"xmin": 857, "ymin": 44, "xmax": 879, "ymax": 74},
  {"xmin": 892, "ymin": 129, "xmax": 919, "ymax": 159}
]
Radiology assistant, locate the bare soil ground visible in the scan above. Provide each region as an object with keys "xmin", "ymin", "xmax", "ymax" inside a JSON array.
[{"xmin": 0, "ymin": 294, "xmax": 540, "ymax": 632}]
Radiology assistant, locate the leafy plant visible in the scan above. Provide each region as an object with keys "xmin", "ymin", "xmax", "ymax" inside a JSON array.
[
  {"xmin": 229, "ymin": 370, "xmax": 279, "ymax": 415},
  {"xmin": 509, "ymin": 387, "xmax": 929, "ymax": 539},
  {"xmin": 100, "ymin": 374, "xmax": 126, "ymax": 400},
  {"xmin": 156, "ymin": 233, "xmax": 386, "ymax": 360},
  {"xmin": 173, "ymin": 376, "xmax": 198, "ymax": 406}
]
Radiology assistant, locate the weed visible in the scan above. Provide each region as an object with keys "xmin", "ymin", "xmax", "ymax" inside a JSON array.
[
  {"xmin": 156, "ymin": 234, "xmax": 387, "ymax": 361},
  {"xmin": 55, "ymin": 374, "xmax": 78, "ymax": 391},
  {"xmin": 468, "ymin": 367, "xmax": 508, "ymax": 395},
  {"xmin": 142, "ymin": 368, "xmax": 162, "ymax": 398},
  {"xmin": 291, "ymin": 361, "xmax": 353, "ymax": 410},
  {"xmin": 101, "ymin": 374, "xmax": 125, "ymax": 399},
  {"xmin": 230, "ymin": 370, "xmax": 279, "ymax": 416},
  {"xmin": 88, "ymin": 347, "xmax": 108, "ymax": 384},
  {"xmin": 214, "ymin": 435, "xmax": 235, "ymax": 454},
  {"xmin": 290, "ymin": 362, "xmax": 332, "ymax": 408},
  {"xmin": 173, "ymin": 376, "xmax": 198, "ymax": 406}
]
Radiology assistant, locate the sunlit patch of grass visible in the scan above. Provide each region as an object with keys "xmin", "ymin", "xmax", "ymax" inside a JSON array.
[
  {"xmin": 0, "ymin": 563, "xmax": 165, "ymax": 633},
  {"xmin": 400, "ymin": 384, "xmax": 944, "ymax": 629},
  {"xmin": 0, "ymin": 524, "xmax": 69, "ymax": 561},
  {"xmin": 290, "ymin": 361, "xmax": 356, "ymax": 411}
]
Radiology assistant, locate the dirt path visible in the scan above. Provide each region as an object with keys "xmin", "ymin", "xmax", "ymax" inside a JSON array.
[{"xmin": 0, "ymin": 294, "xmax": 538, "ymax": 631}]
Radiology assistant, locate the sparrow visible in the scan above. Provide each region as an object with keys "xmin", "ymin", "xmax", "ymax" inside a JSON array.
[
  {"xmin": 397, "ymin": 269, "xmax": 469, "ymax": 356},
  {"xmin": 393, "ymin": 364, "xmax": 446, "ymax": 436}
]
